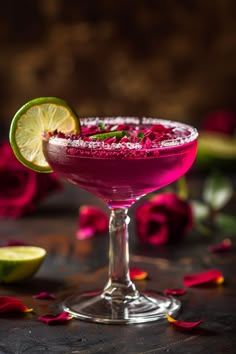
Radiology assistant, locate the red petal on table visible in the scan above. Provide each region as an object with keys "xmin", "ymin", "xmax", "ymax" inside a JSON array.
[
  {"xmin": 0, "ymin": 296, "xmax": 32, "ymax": 313},
  {"xmin": 130, "ymin": 267, "xmax": 148, "ymax": 280},
  {"xmin": 38, "ymin": 311, "xmax": 73, "ymax": 325},
  {"xmin": 166, "ymin": 313, "xmax": 203, "ymax": 329},
  {"xmin": 208, "ymin": 238, "xmax": 232, "ymax": 252},
  {"xmin": 33, "ymin": 292, "xmax": 56, "ymax": 300},
  {"xmin": 164, "ymin": 288, "xmax": 186, "ymax": 296},
  {"xmin": 183, "ymin": 269, "xmax": 224, "ymax": 287}
]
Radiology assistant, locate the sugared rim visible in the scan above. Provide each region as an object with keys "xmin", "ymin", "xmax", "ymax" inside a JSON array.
[{"xmin": 48, "ymin": 117, "xmax": 198, "ymax": 150}]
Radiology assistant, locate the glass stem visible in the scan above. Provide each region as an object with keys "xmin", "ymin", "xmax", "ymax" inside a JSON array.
[{"xmin": 103, "ymin": 207, "xmax": 138, "ymax": 300}]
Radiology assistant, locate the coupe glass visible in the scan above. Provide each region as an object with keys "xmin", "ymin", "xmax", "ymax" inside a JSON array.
[{"xmin": 43, "ymin": 117, "xmax": 198, "ymax": 324}]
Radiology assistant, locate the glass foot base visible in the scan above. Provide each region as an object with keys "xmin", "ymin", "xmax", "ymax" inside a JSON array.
[{"xmin": 61, "ymin": 290, "xmax": 181, "ymax": 324}]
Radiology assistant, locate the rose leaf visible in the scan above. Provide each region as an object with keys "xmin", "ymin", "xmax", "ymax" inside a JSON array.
[{"xmin": 203, "ymin": 173, "xmax": 233, "ymax": 211}]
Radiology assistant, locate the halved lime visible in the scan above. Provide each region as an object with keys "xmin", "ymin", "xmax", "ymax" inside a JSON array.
[
  {"xmin": 0, "ymin": 246, "xmax": 47, "ymax": 283},
  {"xmin": 9, "ymin": 97, "xmax": 80, "ymax": 172}
]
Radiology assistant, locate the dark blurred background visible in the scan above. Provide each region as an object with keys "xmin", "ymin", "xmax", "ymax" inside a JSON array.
[{"xmin": 1, "ymin": 0, "xmax": 236, "ymax": 139}]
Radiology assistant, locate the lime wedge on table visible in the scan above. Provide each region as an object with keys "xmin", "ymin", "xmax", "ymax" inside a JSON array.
[
  {"xmin": 0, "ymin": 246, "xmax": 46, "ymax": 283},
  {"xmin": 9, "ymin": 97, "xmax": 80, "ymax": 172}
]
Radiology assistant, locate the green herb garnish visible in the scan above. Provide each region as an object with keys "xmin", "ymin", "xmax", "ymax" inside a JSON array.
[
  {"xmin": 98, "ymin": 121, "xmax": 106, "ymax": 130},
  {"xmin": 138, "ymin": 131, "xmax": 144, "ymax": 141},
  {"xmin": 90, "ymin": 130, "xmax": 129, "ymax": 140}
]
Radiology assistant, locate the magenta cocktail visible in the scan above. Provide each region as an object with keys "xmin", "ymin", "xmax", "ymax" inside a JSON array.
[{"xmin": 44, "ymin": 117, "xmax": 198, "ymax": 324}]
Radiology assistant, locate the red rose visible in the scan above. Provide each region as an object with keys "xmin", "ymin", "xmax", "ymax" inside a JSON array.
[
  {"xmin": 201, "ymin": 110, "xmax": 236, "ymax": 136},
  {"xmin": 77, "ymin": 205, "xmax": 109, "ymax": 240},
  {"xmin": 0, "ymin": 141, "xmax": 62, "ymax": 218},
  {"xmin": 135, "ymin": 193, "xmax": 193, "ymax": 246}
]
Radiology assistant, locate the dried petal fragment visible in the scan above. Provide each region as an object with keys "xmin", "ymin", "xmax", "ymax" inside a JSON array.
[
  {"xmin": 38, "ymin": 311, "xmax": 73, "ymax": 325},
  {"xmin": 0, "ymin": 296, "xmax": 32, "ymax": 313},
  {"xmin": 208, "ymin": 238, "xmax": 232, "ymax": 252},
  {"xmin": 33, "ymin": 292, "xmax": 56, "ymax": 300},
  {"xmin": 164, "ymin": 288, "xmax": 186, "ymax": 296},
  {"xmin": 183, "ymin": 269, "xmax": 224, "ymax": 287},
  {"xmin": 166, "ymin": 313, "xmax": 203, "ymax": 329},
  {"xmin": 130, "ymin": 267, "xmax": 148, "ymax": 280}
]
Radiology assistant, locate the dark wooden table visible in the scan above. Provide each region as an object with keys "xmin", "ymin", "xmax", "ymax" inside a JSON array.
[{"xmin": 0, "ymin": 191, "xmax": 235, "ymax": 354}]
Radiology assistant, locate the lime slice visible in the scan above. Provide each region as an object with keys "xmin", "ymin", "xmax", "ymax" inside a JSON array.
[
  {"xmin": 0, "ymin": 246, "xmax": 46, "ymax": 283},
  {"xmin": 9, "ymin": 97, "xmax": 80, "ymax": 172}
]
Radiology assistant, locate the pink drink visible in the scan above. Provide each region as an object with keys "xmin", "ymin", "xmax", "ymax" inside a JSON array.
[
  {"xmin": 43, "ymin": 117, "xmax": 198, "ymax": 324},
  {"xmin": 44, "ymin": 117, "xmax": 198, "ymax": 207}
]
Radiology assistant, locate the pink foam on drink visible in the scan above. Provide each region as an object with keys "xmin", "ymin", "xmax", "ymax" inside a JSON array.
[{"xmin": 44, "ymin": 118, "xmax": 198, "ymax": 207}]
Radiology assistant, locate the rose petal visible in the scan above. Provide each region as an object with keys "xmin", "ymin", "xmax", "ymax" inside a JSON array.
[
  {"xmin": 33, "ymin": 292, "xmax": 56, "ymax": 300},
  {"xmin": 215, "ymin": 276, "xmax": 224, "ymax": 285},
  {"xmin": 183, "ymin": 269, "xmax": 224, "ymax": 287},
  {"xmin": 130, "ymin": 267, "xmax": 148, "ymax": 280},
  {"xmin": 76, "ymin": 226, "xmax": 95, "ymax": 240},
  {"xmin": 78, "ymin": 206, "xmax": 109, "ymax": 237},
  {"xmin": 208, "ymin": 238, "xmax": 232, "ymax": 253},
  {"xmin": 164, "ymin": 288, "xmax": 186, "ymax": 296},
  {"xmin": 38, "ymin": 311, "xmax": 73, "ymax": 325},
  {"xmin": 166, "ymin": 313, "xmax": 203, "ymax": 329},
  {"xmin": 0, "ymin": 296, "xmax": 32, "ymax": 313}
]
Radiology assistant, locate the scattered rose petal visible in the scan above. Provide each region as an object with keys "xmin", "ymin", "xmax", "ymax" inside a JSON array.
[
  {"xmin": 38, "ymin": 311, "xmax": 73, "ymax": 325},
  {"xmin": 76, "ymin": 226, "xmax": 95, "ymax": 240},
  {"xmin": 164, "ymin": 288, "xmax": 186, "ymax": 296},
  {"xmin": 208, "ymin": 238, "xmax": 232, "ymax": 253},
  {"xmin": 77, "ymin": 206, "xmax": 109, "ymax": 240},
  {"xmin": 1, "ymin": 240, "xmax": 29, "ymax": 247},
  {"xmin": 130, "ymin": 267, "xmax": 148, "ymax": 280},
  {"xmin": 0, "ymin": 296, "xmax": 32, "ymax": 313},
  {"xmin": 166, "ymin": 313, "xmax": 203, "ymax": 329},
  {"xmin": 33, "ymin": 292, "xmax": 56, "ymax": 300},
  {"xmin": 214, "ymin": 276, "xmax": 224, "ymax": 285},
  {"xmin": 183, "ymin": 269, "xmax": 224, "ymax": 287}
]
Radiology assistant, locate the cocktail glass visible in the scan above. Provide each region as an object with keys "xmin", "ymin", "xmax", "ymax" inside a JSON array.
[{"xmin": 43, "ymin": 117, "xmax": 198, "ymax": 324}]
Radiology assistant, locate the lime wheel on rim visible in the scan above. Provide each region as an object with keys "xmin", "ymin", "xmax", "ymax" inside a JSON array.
[{"xmin": 9, "ymin": 97, "xmax": 80, "ymax": 172}]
